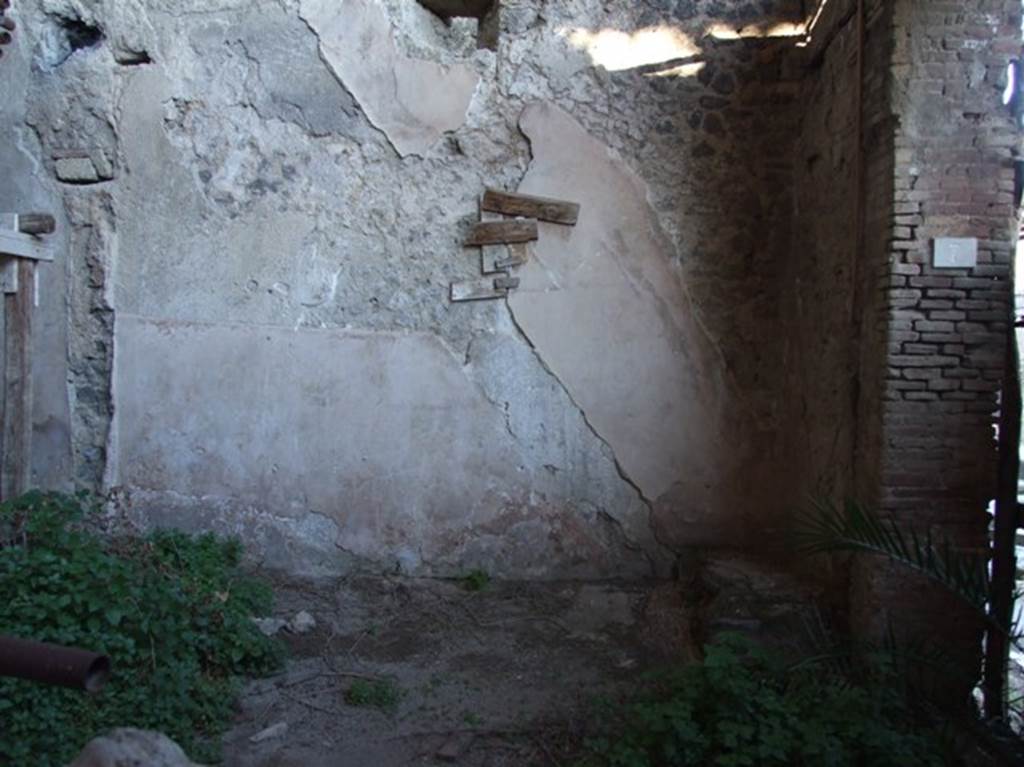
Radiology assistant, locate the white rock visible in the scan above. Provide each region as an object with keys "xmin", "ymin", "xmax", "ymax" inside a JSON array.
[
  {"xmin": 248, "ymin": 721, "xmax": 288, "ymax": 744},
  {"xmin": 70, "ymin": 729, "xmax": 201, "ymax": 767},
  {"xmin": 253, "ymin": 617, "xmax": 288, "ymax": 637},
  {"xmin": 288, "ymin": 610, "xmax": 316, "ymax": 634}
]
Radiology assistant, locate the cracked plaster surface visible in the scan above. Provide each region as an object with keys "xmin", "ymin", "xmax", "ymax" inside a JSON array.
[
  {"xmin": 7, "ymin": 0, "xmax": 808, "ymax": 575},
  {"xmin": 298, "ymin": 0, "xmax": 481, "ymax": 157},
  {"xmin": 113, "ymin": 314, "xmax": 660, "ymax": 578},
  {"xmin": 509, "ymin": 102, "xmax": 728, "ymax": 504}
]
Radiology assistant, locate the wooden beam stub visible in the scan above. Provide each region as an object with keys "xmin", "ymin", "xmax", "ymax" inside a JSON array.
[
  {"xmin": 0, "ymin": 230, "xmax": 55, "ymax": 262},
  {"xmin": 17, "ymin": 214, "xmax": 56, "ymax": 235},
  {"xmin": 482, "ymin": 189, "xmax": 580, "ymax": 226},
  {"xmin": 464, "ymin": 219, "xmax": 538, "ymax": 247}
]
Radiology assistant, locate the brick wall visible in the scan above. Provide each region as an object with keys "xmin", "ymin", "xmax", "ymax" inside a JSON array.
[
  {"xmin": 788, "ymin": 0, "xmax": 1021, "ymax": 687},
  {"xmin": 853, "ymin": 0, "xmax": 1022, "ymax": 683},
  {"xmin": 785, "ymin": 0, "xmax": 893, "ymax": 507},
  {"xmin": 783, "ymin": 0, "xmax": 860, "ymax": 505}
]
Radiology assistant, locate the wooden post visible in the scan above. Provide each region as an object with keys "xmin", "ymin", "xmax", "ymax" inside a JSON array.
[
  {"xmin": 0, "ymin": 258, "xmax": 35, "ymax": 501},
  {"xmin": 16, "ymin": 214, "xmax": 56, "ymax": 236},
  {"xmin": 0, "ymin": 214, "xmax": 54, "ymax": 502}
]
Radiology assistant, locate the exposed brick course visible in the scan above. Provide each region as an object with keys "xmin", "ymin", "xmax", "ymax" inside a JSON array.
[{"xmin": 850, "ymin": 0, "xmax": 1021, "ymax": 692}]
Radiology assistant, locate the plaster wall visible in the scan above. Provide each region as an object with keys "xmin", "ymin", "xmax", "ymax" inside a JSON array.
[{"xmin": 2, "ymin": 0, "xmax": 811, "ymax": 577}]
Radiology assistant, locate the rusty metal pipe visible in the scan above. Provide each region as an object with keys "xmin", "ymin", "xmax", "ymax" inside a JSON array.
[{"xmin": 0, "ymin": 635, "xmax": 110, "ymax": 692}]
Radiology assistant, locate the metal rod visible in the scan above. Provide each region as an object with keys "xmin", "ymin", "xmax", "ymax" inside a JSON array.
[{"xmin": 0, "ymin": 635, "xmax": 111, "ymax": 692}]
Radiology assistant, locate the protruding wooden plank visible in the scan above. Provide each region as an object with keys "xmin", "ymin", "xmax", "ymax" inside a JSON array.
[
  {"xmin": 17, "ymin": 214, "xmax": 56, "ymax": 235},
  {"xmin": 0, "ymin": 230, "xmax": 54, "ymax": 262},
  {"xmin": 1, "ymin": 259, "xmax": 35, "ymax": 500},
  {"xmin": 450, "ymin": 277, "xmax": 508, "ymax": 302},
  {"xmin": 482, "ymin": 189, "xmax": 580, "ymax": 226},
  {"xmin": 464, "ymin": 219, "xmax": 538, "ymax": 247}
]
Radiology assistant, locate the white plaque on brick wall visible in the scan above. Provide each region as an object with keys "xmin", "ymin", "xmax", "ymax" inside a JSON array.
[{"xmin": 933, "ymin": 237, "xmax": 978, "ymax": 269}]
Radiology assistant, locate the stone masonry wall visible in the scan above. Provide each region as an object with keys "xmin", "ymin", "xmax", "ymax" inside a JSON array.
[
  {"xmin": 0, "ymin": 0, "xmax": 812, "ymax": 578},
  {"xmin": 5, "ymin": 0, "xmax": 1017, "ymax": 620}
]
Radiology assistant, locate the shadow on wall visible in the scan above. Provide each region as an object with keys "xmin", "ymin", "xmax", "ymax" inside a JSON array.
[{"xmin": 554, "ymin": 14, "xmax": 818, "ymax": 554}]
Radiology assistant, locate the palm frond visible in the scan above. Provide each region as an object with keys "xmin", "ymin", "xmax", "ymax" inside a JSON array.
[{"xmin": 796, "ymin": 499, "xmax": 1020, "ymax": 650}]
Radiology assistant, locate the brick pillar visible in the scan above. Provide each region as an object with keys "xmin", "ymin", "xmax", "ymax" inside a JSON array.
[{"xmin": 852, "ymin": 0, "xmax": 1022, "ymax": 697}]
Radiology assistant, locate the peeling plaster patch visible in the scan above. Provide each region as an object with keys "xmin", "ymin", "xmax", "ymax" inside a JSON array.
[
  {"xmin": 229, "ymin": 9, "xmax": 370, "ymax": 141},
  {"xmin": 508, "ymin": 102, "xmax": 728, "ymax": 503},
  {"xmin": 298, "ymin": 0, "xmax": 479, "ymax": 157},
  {"xmin": 462, "ymin": 326, "xmax": 673, "ymax": 573}
]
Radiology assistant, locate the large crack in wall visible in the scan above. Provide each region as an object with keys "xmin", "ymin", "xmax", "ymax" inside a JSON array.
[{"xmin": 508, "ymin": 101, "xmax": 729, "ymax": 505}]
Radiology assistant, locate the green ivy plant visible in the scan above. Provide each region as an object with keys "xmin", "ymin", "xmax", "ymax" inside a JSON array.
[
  {"xmin": 0, "ymin": 491, "xmax": 283, "ymax": 765},
  {"xmin": 344, "ymin": 677, "xmax": 403, "ymax": 712},
  {"xmin": 459, "ymin": 568, "xmax": 491, "ymax": 592},
  {"xmin": 578, "ymin": 633, "xmax": 951, "ymax": 767}
]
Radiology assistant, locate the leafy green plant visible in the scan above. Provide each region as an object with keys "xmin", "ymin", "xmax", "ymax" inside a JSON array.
[
  {"xmin": 460, "ymin": 568, "xmax": 491, "ymax": 592},
  {"xmin": 797, "ymin": 498, "xmax": 1024, "ymax": 736},
  {"xmin": 345, "ymin": 677, "xmax": 403, "ymax": 711},
  {"xmin": 0, "ymin": 491, "xmax": 283, "ymax": 765},
  {"xmin": 795, "ymin": 498, "xmax": 1022, "ymax": 650},
  {"xmin": 578, "ymin": 633, "xmax": 950, "ymax": 767}
]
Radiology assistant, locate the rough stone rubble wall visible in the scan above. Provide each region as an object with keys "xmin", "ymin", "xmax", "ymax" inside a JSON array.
[{"xmin": 0, "ymin": 0, "xmax": 812, "ymax": 577}]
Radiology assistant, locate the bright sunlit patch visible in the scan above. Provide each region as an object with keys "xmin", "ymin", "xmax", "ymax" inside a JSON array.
[
  {"xmin": 1004, "ymin": 62, "xmax": 1016, "ymax": 106},
  {"xmin": 646, "ymin": 62, "xmax": 706, "ymax": 79},
  {"xmin": 563, "ymin": 25, "xmax": 699, "ymax": 72},
  {"xmin": 706, "ymin": 21, "xmax": 807, "ymax": 40},
  {"xmin": 803, "ymin": 0, "xmax": 832, "ymax": 41}
]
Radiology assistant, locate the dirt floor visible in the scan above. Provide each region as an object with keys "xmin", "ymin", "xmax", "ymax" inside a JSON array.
[
  {"xmin": 216, "ymin": 548, "xmax": 1024, "ymax": 767},
  {"xmin": 220, "ymin": 575, "xmax": 692, "ymax": 767}
]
